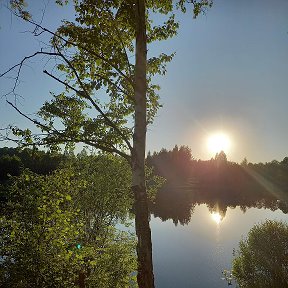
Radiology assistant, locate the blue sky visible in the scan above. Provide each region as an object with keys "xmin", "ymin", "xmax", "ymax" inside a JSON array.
[{"xmin": 1, "ymin": 0, "xmax": 288, "ymax": 163}]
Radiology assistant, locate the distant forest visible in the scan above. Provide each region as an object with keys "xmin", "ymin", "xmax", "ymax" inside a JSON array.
[
  {"xmin": 0, "ymin": 147, "xmax": 65, "ymax": 182},
  {"xmin": 1, "ymin": 145, "xmax": 288, "ymax": 191},
  {"xmin": 146, "ymin": 145, "xmax": 288, "ymax": 193}
]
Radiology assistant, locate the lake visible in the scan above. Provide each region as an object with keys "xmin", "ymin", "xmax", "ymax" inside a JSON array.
[{"xmin": 150, "ymin": 203, "xmax": 288, "ymax": 288}]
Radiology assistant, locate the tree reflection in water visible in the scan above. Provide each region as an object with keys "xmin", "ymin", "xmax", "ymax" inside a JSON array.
[{"xmin": 149, "ymin": 176, "xmax": 288, "ymax": 226}]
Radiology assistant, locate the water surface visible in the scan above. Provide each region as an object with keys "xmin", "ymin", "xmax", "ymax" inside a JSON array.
[{"xmin": 151, "ymin": 204, "xmax": 288, "ymax": 288}]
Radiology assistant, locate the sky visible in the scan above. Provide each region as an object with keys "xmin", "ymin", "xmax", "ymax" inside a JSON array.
[{"xmin": 0, "ymin": 0, "xmax": 288, "ymax": 163}]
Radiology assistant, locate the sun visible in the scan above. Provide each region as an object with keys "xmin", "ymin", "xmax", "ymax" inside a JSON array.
[{"xmin": 207, "ymin": 132, "xmax": 231, "ymax": 155}]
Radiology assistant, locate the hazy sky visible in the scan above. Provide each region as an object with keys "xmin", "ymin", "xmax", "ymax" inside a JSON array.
[{"xmin": 1, "ymin": 0, "xmax": 287, "ymax": 163}]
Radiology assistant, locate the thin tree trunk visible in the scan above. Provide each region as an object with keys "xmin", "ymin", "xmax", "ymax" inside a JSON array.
[
  {"xmin": 132, "ymin": 185, "xmax": 154, "ymax": 288},
  {"xmin": 132, "ymin": 1, "xmax": 155, "ymax": 288},
  {"xmin": 78, "ymin": 271, "xmax": 85, "ymax": 288}
]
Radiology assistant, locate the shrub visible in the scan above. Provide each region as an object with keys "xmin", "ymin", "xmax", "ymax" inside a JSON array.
[{"xmin": 232, "ymin": 220, "xmax": 288, "ymax": 288}]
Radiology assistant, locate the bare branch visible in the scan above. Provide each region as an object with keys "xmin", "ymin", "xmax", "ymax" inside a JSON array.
[
  {"xmin": 1, "ymin": 133, "xmax": 130, "ymax": 161},
  {"xmin": 1, "ymin": 51, "xmax": 60, "ymax": 102},
  {"xmin": 43, "ymin": 69, "xmax": 79, "ymax": 94},
  {"xmin": 0, "ymin": 51, "xmax": 59, "ymax": 78},
  {"xmin": 6, "ymin": 100, "xmax": 59, "ymax": 134}
]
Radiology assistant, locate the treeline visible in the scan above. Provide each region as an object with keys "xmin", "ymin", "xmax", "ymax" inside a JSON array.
[
  {"xmin": 2, "ymin": 146, "xmax": 288, "ymax": 194},
  {"xmin": 147, "ymin": 145, "xmax": 288, "ymax": 195},
  {"xmin": 0, "ymin": 147, "xmax": 65, "ymax": 182},
  {"xmin": 146, "ymin": 145, "xmax": 194, "ymax": 182},
  {"xmin": 246, "ymin": 158, "xmax": 288, "ymax": 194}
]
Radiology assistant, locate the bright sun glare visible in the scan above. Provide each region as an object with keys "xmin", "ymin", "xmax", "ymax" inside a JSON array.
[
  {"xmin": 211, "ymin": 212, "xmax": 222, "ymax": 224},
  {"xmin": 207, "ymin": 133, "xmax": 231, "ymax": 155}
]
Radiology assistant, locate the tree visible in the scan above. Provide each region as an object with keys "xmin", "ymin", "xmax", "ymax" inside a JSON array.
[
  {"xmin": 0, "ymin": 154, "xmax": 23, "ymax": 181},
  {"xmin": 0, "ymin": 147, "xmax": 65, "ymax": 180},
  {"xmin": 1, "ymin": 1, "xmax": 212, "ymax": 287},
  {"xmin": 281, "ymin": 157, "xmax": 288, "ymax": 166},
  {"xmin": 214, "ymin": 150, "xmax": 227, "ymax": 165},
  {"xmin": 232, "ymin": 220, "xmax": 288, "ymax": 288},
  {"xmin": 146, "ymin": 145, "xmax": 195, "ymax": 181},
  {"xmin": 241, "ymin": 157, "xmax": 248, "ymax": 167},
  {"xmin": 0, "ymin": 168, "xmax": 137, "ymax": 287},
  {"xmin": 63, "ymin": 153, "xmax": 133, "ymax": 233}
]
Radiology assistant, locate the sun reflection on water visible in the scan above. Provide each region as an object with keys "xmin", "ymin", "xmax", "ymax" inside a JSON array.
[{"xmin": 211, "ymin": 212, "xmax": 223, "ymax": 224}]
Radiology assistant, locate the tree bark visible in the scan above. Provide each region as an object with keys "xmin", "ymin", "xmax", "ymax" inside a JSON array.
[
  {"xmin": 132, "ymin": 185, "xmax": 154, "ymax": 288},
  {"xmin": 78, "ymin": 271, "xmax": 85, "ymax": 288},
  {"xmin": 132, "ymin": 1, "xmax": 155, "ymax": 288}
]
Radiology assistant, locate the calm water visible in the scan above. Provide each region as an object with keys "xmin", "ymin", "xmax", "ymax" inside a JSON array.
[{"xmin": 150, "ymin": 204, "xmax": 288, "ymax": 288}]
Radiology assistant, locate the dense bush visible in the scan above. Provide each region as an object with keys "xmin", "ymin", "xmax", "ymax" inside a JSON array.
[{"xmin": 232, "ymin": 220, "xmax": 288, "ymax": 288}]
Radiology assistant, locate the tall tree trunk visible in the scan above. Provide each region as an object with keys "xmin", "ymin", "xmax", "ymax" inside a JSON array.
[{"xmin": 132, "ymin": 1, "xmax": 155, "ymax": 288}]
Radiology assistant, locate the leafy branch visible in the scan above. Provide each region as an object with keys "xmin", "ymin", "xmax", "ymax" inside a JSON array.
[{"xmin": 5, "ymin": 100, "xmax": 131, "ymax": 161}]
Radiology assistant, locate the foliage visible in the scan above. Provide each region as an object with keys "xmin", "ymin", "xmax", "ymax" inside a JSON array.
[
  {"xmin": 0, "ymin": 168, "xmax": 137, "ymax": 288},
  {"xmin": 147, "ymin": 145, "xmax": 195, "ymax": 182},
  {"xmin": 65, "ymin": 151, "xmax": 165, "ymax": 211},
  {"xmin": 0, "ymin": 154, "xmax": 22, "ymax": 181},
  {"xmin": 241, "ymin": 158, "xmax": 248, "ymax": 167},
  {"xmin": 5, "ymin": 0, "xmax": 212, "ymax": 159},
  {"xmin": 248, "ymin": 157, "xmax": 288, "ymax": 194},
  {"xmin": 0, "ymin": 147, "xmax": 65, "ymax": 182},
  {"xmin": 232, "ymin": 220, "xmax": 288, "ymax": 288},
  {"xmin": 62, "ymin": 152, "xmax": 133, "ymax": 230},
  {"xmin": 214, "ymin": 150, "xmax": 227, "ymax": 166},
  {"xmin": 8, "ymin": 0, "xmax": 176, "ymax": 153},
  {"xmin": 145, "ymin": 165, "xmax": 166, "ymax": 202}
]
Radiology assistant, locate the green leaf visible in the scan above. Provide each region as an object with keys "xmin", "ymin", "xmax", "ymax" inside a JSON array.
[{"xmin": 65, "ymin": 195, "xmax": 72, "ymax": 201}]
